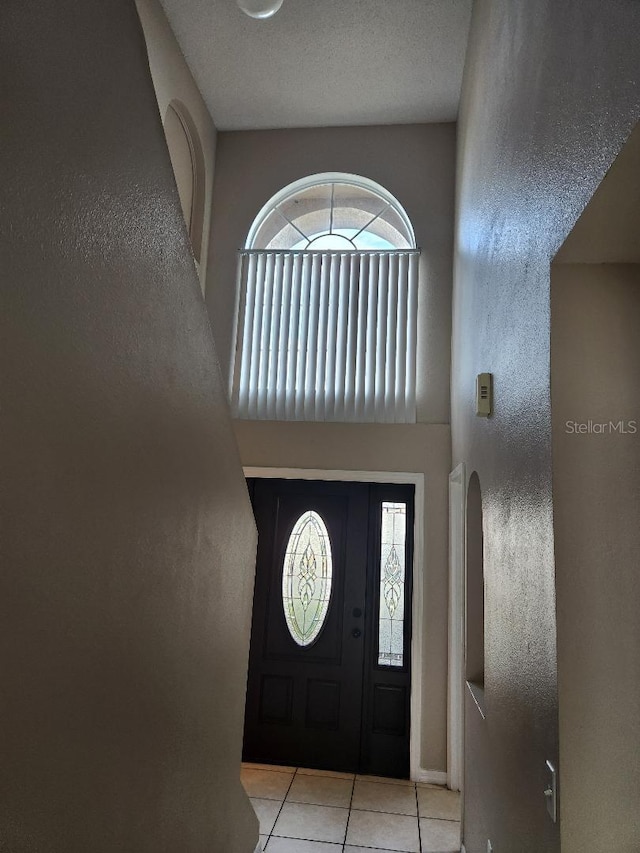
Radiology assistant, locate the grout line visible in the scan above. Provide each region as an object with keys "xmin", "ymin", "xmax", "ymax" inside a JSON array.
[
  {"xmin": 264, "ymin": 766, "xmax": 299, "ymax": 847},
  {"xmin": 420, "ymin": 815, "xmax": 462, "ymax": 823},
  {"xmin": 349, "ymin": 806, "xmax": 420, "ymax": 817},
  {"xmin": 268, "ymin": 836, "xmax": 344, "ymax": 846},
  {"xmin": 284, "ymin": 802, "xmax": 350, "ymax": 811},
  {"xmin": 415, "ymin": 782, "xmax": 422, "ymax": 853},
  {"xmin": 342, "ymin": 770, "xmax": 357, "ymax": 849},
  {"xmin": 243, "ymin": 763, "xmax": 297, "ymax": 774}
]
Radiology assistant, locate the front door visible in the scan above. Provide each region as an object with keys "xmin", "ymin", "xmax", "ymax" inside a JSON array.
[{"xmin": 243, "ymin": 478, "xmax": 414, "ymax": 778}]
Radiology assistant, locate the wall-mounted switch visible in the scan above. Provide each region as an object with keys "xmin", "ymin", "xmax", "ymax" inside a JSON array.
[
  {"xmin": 544, "ymin": 760, "xmax": 557, "ymax": 822},
  {"xmin": 476, "ymin": 373, "xmax": 493, "ymax": 417}
]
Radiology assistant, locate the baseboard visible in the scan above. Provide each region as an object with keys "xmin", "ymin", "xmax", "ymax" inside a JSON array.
[{"xmin": 414, "ymin": 768, "xmax": 448, "ymax": 786}]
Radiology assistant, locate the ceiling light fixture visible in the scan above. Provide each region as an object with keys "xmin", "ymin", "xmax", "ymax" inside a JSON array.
[{"xmin": 237, "ymin": 0, "xmax": 284, "ymax": 19}]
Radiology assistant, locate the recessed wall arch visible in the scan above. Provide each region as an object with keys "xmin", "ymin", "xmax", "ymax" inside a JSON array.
[
  {"xmin": 163, "ymin": 100, "xmax": 206, "ymax": 264},
  {"xmin": 465, "ymin": 471, "xmax": 485, "ymax": 689}
]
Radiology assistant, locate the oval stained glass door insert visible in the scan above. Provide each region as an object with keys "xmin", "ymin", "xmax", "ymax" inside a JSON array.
[{"xmin": 282, "ymin": 510, "xmax": 333, "ymax": 646}]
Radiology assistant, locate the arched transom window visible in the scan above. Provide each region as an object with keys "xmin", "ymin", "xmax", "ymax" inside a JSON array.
[
  {"xmin": 247, "ymin": 174, "xmax": 415, "ymax": 252},
  {"xmin": 231, "ymin": 173, "xmax": 420, "ymax": 424}
]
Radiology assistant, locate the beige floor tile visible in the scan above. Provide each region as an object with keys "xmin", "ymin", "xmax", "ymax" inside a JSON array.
[
  {"xmin": 287, "ymin": 773, "xmax": 354, "ymax": 808},
  {"xmin": 351, "ymin": 779, "xmax": 417, "ymax": 815},
  {"xmin": 250, "ymin": 798, "xmax": 282, "ymax": 835},
  {"xmin": 419, "ymin": 817, "xmax": 461, "ymax": 853},
  {"xmin": 346, "ymin": 809, "xmax": 420, "ymax": 852},
  {"xmin": 417, "ymin": 787, "xmax": 461, "ymax": 821},
  {"xmin": 297, "ymin": 766, "xmax": 356, "ymax": 780},
  {"xmin": 243, "ymin": 762, "xmax": 297, "ymax": 773},
  {"xmin": 356, "ymin": 774, "xmax": 415, "ymax": 786},
  {"xmin": 266, "ymin": 838, "xmax": 343, "ymax": 852},
  {"xmin": 259, "ymin": 834, "xmax": 269, "ymax": 850},
  {"xmin": 241, "ymin": 767, "xmax": 294, "ymax": 800},
  {"xmin": 273, "ymin": 802, "xmax": 349, "ymax": 844}
]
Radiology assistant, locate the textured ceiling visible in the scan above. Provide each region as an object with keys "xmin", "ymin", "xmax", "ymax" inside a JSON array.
[{"xmin": 159, "ymin": 0, "xmax": 472, "ymax": 130}]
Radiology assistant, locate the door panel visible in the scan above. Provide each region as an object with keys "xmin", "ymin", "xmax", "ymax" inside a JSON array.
[
  {"xmin": 360, "ymin": 484, "xmax": 414, "ymax": 778},
  {"xmin": 243, "ymin": 478, "xmax": 413, "ymax": 777}
]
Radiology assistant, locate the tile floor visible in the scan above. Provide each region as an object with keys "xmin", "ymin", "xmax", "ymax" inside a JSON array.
[{"xmin": 241, "ymin": 763, "xmax": 461, "ymax": 853}]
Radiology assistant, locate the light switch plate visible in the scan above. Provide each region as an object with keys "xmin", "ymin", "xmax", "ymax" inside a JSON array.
[
  {"xmin": 476, "ymin": 373, "xmax": 493, "ymax": 416},
  {"xmin": 545, "ymin": 760, "xmax": 557, "ymax": 822}
]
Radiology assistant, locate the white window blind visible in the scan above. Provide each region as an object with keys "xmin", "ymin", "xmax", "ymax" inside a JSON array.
[{"xmin": 230, "ymin": 249, "xmax": 419, "ymax": 423}]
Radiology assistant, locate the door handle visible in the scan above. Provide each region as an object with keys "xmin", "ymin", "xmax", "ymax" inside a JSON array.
[{"xmin": 351, "ymin": 628, "xmax": 362, "ymax": 639}]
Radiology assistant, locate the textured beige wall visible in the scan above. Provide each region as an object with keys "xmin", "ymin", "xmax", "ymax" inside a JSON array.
[
  {"xmin": 0, "ymin": 2, "xmax": 257, "ymax": 851},
  {"xmin": 136, "ymin": 0, "xmax": 217, "ymax": 294},
  {"xmin": 552, "ymin": 262, "xmax": 640, "ymax": 853},
  {"xmin": 234, "ymin": 421, "xmax": 451, "ymax": 773},
  {"xmin": 453, "ymin": 0, "xmax": 639, "ymax": 851},
  {"xmin": 209, "ymin": 123, "xmax": 455, "ymax": 424}
]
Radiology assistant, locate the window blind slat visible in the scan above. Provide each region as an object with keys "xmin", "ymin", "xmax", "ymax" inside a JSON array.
[
  {"xmin": 405, "ymin": 252, "xmax": 419, "ymax": 423},
  {"xmin": 384, "ymin": 252, "xmax": 399, "ymax": 423},
  {"xmin": 274, "ymin": 253, "xmax": 292, "ymax": 420},
  {"xmin": 331, "ymin": 254, "xmax": 350, "ymax": 421},
  {"xmin": 256, "ymin": 253, "xmax": 275, "ymax": 418},
  {"xmin": 342, "ymin": 253, "xmax": 360, "ymax": 422},
  {"xmin": 363, "ymin": 253, "xmax": 379, "ymax": 422},
  {"xmin": 316, "ymin": 254, "xmax": 333, "ymax": 420},
  {"xmin": 394, "ymin": 253, "xmax": 409, "ymax": 422},
  {"xmin": 247, "ymin": 252, "xmax": 266, "ymax": 418},
  {"xmin": 374, "ymin": 252, "xmax": 389, "ymax": 422},
  {"xmin": 304, "ymin": 254, "xmax": 322, "ymax": 419},
  {"xmin": 294, "ymin": 254, "xmax": 312, "ymax": 420},
  {"xmin": 285, "ymin": 253, "xmax": 303, "ymax": 421},
  {"xmin": 266, "ymin": 253, "xmax": 284, "ymax": 420},
  {"xmin": 353, "ymin": 253, "xmax": 368, "ymax": 420},
  {"xmin": 329, "ymin": 255, "xmax": 341, "ymax": 419},
  {"xmin": 233, "ymin": 253, "xmax": 251, "ymax": 416}
]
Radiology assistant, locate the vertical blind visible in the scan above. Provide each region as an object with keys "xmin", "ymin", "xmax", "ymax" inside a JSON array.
[{"xmin": 230, "ymin": 249, "xmax": 420, "ymax": 423}]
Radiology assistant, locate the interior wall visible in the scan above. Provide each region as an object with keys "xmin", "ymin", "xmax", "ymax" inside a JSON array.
[
  {"xmin": 552, "ymin": 262, "xmax": 640, "ymax": 853},
  {"xmin": 209, "ymin": 123, "xmax": 455, "ymax": 424},
  {"xmin": 211, "ymin": 123, "xmax": 456, "ymax": 775},
  {"xmin": 136, "ymin": 0, "xmax": 217, "ymax": 294},
  {"xmin": 235, "ymin": 421, "xmax": 451, "ymax": 773},
  {"xmin": 0, "ymin": 2, "xmax": 257, "ymax": 851},
  {"xmin": 453, "ymin": 0, "xmax": 639, "ymax": 851}
]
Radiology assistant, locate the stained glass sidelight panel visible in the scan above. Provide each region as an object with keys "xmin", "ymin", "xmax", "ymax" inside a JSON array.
[
  {"xmin": 282, "ymin": 510, "xmax": 333, "ymax": 646},
  {"xmin": 378, "ymin": 501, "xmax": 407, "ymax": 667}
]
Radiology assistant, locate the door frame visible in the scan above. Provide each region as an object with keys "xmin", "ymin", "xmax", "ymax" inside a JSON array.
[
  {"xmin": 448, "ymin": 463, "xmax": 466, "ymax": 792},
  {"xmin": 244, "ymin": 466, "xmax": 425, "ymax": 782}
]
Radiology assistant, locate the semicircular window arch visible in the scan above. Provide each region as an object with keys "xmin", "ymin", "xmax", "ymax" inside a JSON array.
[
  {"xmin": 246, "ymin": 172, "xmax": 416, "ymax": 252},
  {"xmin": 282, "ymin": 510, "xmax": 333, "ymax": 646}
]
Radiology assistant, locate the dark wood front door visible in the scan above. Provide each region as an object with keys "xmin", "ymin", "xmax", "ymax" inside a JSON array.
[{"xmin": 243, "ymin": 478, "xmax": 414, "ymax": 778}]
